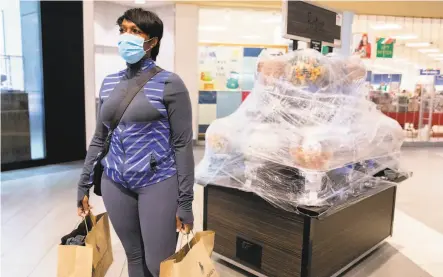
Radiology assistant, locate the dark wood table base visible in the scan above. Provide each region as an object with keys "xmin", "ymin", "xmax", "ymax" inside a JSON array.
[{"xmin": 203, "ymin": 184, "xmax": 397, "ymax": 277}]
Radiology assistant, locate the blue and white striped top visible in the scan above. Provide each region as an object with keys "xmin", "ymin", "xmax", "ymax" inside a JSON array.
[{"xmin": 78, "ymin": 59, "xmax": 194, "ymax": 223}]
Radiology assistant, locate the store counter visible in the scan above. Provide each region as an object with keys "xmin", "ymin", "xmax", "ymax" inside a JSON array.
[{"xmin": 203, "ymin": 183, "xmax": 397, "ymax": 277}]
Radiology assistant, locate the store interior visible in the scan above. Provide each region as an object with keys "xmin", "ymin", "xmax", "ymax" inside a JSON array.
[
  {"xmin": 1, "ymin": 1, "xmax": 443, "ymax": 277},
  {"xmin": 353, "ymin": 15, "xmax": 443, "ymax": 142},
  {"xmin": 196, "ymin": 8, "xmax": 443, "ymax": 144},
  {"xmin": 89, "ymin": 2, "xmax": 443, "ymax": 144}
]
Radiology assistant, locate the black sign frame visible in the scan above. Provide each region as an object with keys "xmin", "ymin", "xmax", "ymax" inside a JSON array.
[
  {"xmin": 282, "ymin": 0, "xmax": 342, "ymax": 47},
  {"xmin": 310, "ymin": 40, "xmax": 322, "ymax": 52}
]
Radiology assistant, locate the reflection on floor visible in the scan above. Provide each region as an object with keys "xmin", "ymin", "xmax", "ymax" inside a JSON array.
[{"xmin": 1, "ymin": 147, "xmax": 442, "ymax": 277}]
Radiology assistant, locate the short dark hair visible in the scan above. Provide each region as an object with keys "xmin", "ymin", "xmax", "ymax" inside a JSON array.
[{"xmin": 117, "ymin": 8, "xmax": 163, "ymax": 61}]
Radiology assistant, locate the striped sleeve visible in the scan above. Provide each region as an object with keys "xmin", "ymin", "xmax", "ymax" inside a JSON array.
[
  {"xmin": 164, "ymin": 73, "xmax": 195, "ymax": 224},
  {"xmin": 77, "ymin": 79, "xmax": 108, "ymax": 206}
]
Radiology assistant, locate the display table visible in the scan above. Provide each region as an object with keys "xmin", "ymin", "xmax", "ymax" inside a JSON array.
[{"xmin": 203, "ymin": 183, "xmax": 397, "ymax": 277}]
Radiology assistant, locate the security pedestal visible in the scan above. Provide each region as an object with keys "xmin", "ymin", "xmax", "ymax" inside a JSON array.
[{"xmin": 203, "ymin": 184, "xmax": 396, "ymax": 277}]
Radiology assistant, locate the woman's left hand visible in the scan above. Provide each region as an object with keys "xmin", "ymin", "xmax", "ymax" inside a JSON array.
[{"xmin": 176, "ymin": 215, "xmax": 193, "ymax": 234}]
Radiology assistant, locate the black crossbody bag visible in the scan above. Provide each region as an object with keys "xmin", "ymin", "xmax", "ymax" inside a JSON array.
[{"xmin": 92, "ymin": 66, "xmax": 162, "ymax": 196}]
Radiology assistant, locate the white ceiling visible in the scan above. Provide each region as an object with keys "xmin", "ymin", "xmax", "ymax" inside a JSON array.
[{"xmin": 100, "ymin": 0, "xmax": 173, "ymax": 9}]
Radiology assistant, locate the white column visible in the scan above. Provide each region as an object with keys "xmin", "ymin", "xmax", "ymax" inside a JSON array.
[
  {"xmin": 154, "ymin": 5, "xmax": 175, "ymax": 72},
  {"xmin": 83, "ymin": 1, "xmax": 96, "ymax": 147},
  {"xmin": 339, "ymin": 11, "xmax": 354, "ymax": 56},
  {"xmin": 174, "ymin": 3, "xmax": 199, "ymax": 140}
]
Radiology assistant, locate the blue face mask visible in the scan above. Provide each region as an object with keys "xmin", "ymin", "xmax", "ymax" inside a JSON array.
[{"xmin": 118, "ymin": 33, "xmax": 153, "ymax": 64}]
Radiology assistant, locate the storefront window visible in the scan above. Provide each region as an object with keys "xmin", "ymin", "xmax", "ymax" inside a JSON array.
[
  {"xmin": 352, "ymin": 15, "xmax": 443, "ymax": 144},
  {"xmin": 374, "ymin": 79, "xmax": 443, "ymax": 143},
  {"xmin": 1, "ymin": 0, "xmax": 46, "ymax": 163},
  {"xmin": 366, "ymin": 73, "xmax": 443, "ymax": 143}
]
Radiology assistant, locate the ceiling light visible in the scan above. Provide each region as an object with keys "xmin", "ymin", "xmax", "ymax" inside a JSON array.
[
  {"xmin": 428, "ymin": 53, "xmax": 443, "ymax": 57},
  {"xmin": 262, "ymin": 16, "xmax": 282, "ymax": 23},
  {"xmin": 435, "ymin": 58, "xmax": 443, "ymax": 61},
  {"xmin": 199, "ymin": 40, "xmax": 219, "ymax": 44},
  {"xmin": 371, "ymin": 23, "xmax": 401, "ymax": 30},
  {"xmin": 134, "ymin": 0, "xmax": 146, "ymax": 4},
  {"xmin": 242, "ymin": 35, "xmax": 261, "ymax": 39},
  {"xmin": 224, "ymin": 10, "xmax": 231, "ymax": 21},
  {"xmin": 199, "ymin": 26, "xmax": 227, "ymax": 32},
  {"xmin": 405, "ymin": 42, "xmax": 431, "ymax": 47},
  {"xmin": 392, "ymin": 34, "xmax": 418, "ymax": 40},
  {"xmin": 395, "ymin": 59, "xmax": 413, "ymax": 65},
  {"xmin": 418, "ymin": 48, "xmax": 439, "ymax": 53}
]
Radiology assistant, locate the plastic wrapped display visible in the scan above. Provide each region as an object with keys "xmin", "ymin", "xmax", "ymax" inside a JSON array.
[{"xmin": 196, "ymin": 49, "xmax": 408, "ymax": 213}]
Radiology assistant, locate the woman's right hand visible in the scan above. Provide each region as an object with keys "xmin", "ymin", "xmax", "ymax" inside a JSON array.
[{"xmin": 77, "ymin": 195, "xmax": 93, "ymax": 217}]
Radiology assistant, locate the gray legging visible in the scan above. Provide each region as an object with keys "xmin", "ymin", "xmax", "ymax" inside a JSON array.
[{"xmin": 101, "ymin": 174, "xmax": 178, "ymax": 277}]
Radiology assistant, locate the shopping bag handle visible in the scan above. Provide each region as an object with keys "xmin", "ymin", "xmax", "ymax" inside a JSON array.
[
  {"xmin": 74, "ymin": 212, "xmax": 96, "ymax": 235},
  {"xmin": 179, "ymin": 230, "xmax": 195, "ymax": 250},
  {"xmin": 73, "ymin": 216, "xmax": 90, "ymax": 235}
]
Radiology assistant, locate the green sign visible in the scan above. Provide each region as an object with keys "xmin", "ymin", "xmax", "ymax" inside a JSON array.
[
  {"xmin": 321, "ymin": 45, "xmax": 330, "ymax": 55},
  {"xmin": 376, "ymin": 37, "xmax": 396, "ymax": 58}
]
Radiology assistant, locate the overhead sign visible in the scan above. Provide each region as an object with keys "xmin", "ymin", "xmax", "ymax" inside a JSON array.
[
  {"xmin": 376, "ymin": 37, "xmax": 396, "ymax": 58},
  {"xmin": 420, "ymin": 69, "xmax": 441, "ymax": 76},
  {"xmin": 283, "ymin": 1, "xmax": 341, "ymax": 46},
  {"xmin": 435, "ymin": 75, "xmax": 443, "ymax": 85}
]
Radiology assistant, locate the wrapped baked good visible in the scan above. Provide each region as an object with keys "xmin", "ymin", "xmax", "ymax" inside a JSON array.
[
  {"xmin": 242, "ymin": 124, "xmax": 286, "ymax": 161},
  {"xmin": 205, "ymin": 117, "xmax": 237, "ymax": 154},
  {"xmin": 196, "ymin": 49, "xmax": 406, "ymax": 210}
]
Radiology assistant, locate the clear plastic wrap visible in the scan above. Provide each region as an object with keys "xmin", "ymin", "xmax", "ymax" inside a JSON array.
[{"xmin": 196, "ymin": 49, "xmax": 407, "ymax": 213}]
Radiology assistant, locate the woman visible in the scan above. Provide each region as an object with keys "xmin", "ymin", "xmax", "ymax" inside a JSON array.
[
  {"xmin": 355, "ymin": 33, "xmax": 371, "ymax": 59},
  {"xmin": 77, "ymin": 8, "xmax": 194, "ymax": 277}
]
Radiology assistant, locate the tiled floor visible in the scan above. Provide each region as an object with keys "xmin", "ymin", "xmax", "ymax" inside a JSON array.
[{"xmin": 1, "ymin": 147, "xmax": 442, "ymax": 277}]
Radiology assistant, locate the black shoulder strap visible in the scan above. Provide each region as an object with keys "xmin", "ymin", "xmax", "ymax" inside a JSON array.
[{"xmin": 109, "ymin": 66, "xmax": 162, "ymax": 130}]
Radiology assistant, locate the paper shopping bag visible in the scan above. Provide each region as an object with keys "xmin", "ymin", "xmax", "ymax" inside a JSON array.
[
  {"xmin": 57, "ymin": 213, "xmax": 113, "ymax": 277},
  {"xmin": 160, "ymin": 230, "xmax": 219, "ymax": 277}
]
